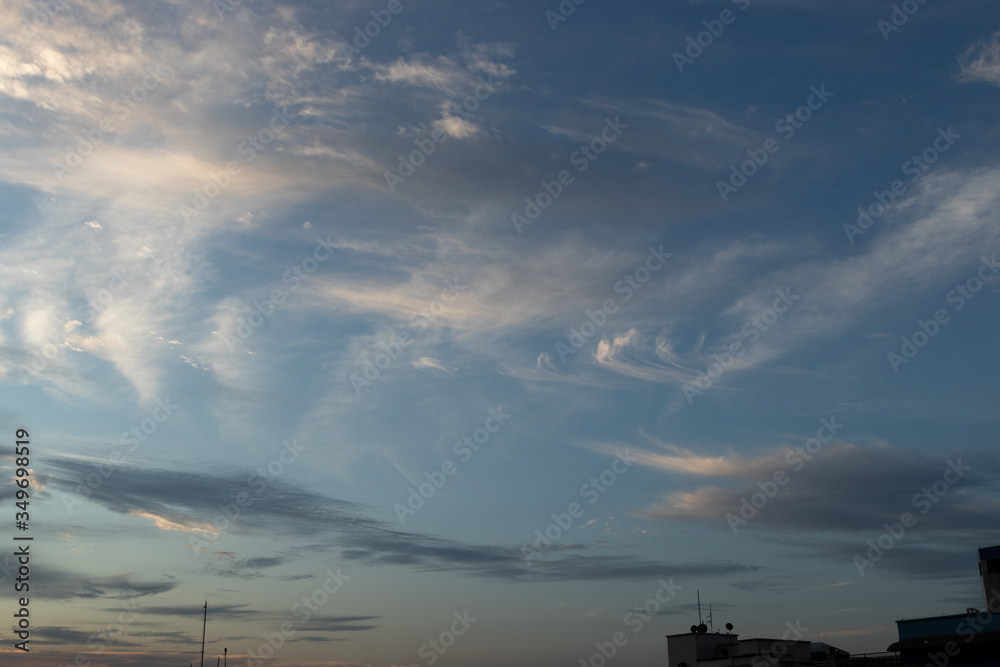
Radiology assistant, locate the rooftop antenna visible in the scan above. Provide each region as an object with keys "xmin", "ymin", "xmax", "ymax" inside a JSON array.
[
  {"xmin": 707, "ymin": 603, "xmax": 714, "ymax": 633},
  {"xmin": 697, "ymin": 590, "xmax": 702, "ymax": 625},
  {"xmin": 200, "ymin": 600, "xmax": 208, "ymax": 667}
]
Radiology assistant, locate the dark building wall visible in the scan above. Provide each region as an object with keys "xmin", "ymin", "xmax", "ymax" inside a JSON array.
[{"xmin": 979, "ymin": 547, "xmax": 1000, "ymax": 613}]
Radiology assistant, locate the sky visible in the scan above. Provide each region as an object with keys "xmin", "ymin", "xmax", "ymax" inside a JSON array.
[{"xmin": 1, "ymin": 0, "xmax": 1000, "ymax": 666}]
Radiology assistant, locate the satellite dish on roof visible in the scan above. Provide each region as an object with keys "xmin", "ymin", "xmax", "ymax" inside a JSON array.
[
  {"xmin": 690, "ymin": 625, "xmax": 699, "ymax": 633},
  {"xmin": 726, "ymin": 623, "xmax": 734, "ymax": 632},
  {"xmin": 698, "ymin": 624, "xmax": 708, "ymax": 634}
]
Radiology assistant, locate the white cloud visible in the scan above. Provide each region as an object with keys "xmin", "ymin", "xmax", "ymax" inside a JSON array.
[
  {"xmin": 373, "ymin": 57, "xmax": 466, "ymax": 91},
  {"xmin": 433, "ymin": 114, "xmax": 480, "ymax": 140},
  {"xmin": 411, "ymin": 357, "xmax": 450, "ymax": 372},
  {"xmin": 959, "ymin": 32, "xmax": 1000, "ymax": 87}
]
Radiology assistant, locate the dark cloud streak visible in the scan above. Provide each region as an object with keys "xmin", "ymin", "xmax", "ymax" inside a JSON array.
[{"xmin": 42, "ymin": 457, "xmax": 756, "ymax": 583}]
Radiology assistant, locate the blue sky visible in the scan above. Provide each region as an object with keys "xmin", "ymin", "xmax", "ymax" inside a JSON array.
[{"xmin": 1, "ymin": 0, "xmax": 1000, "ymax": 666}]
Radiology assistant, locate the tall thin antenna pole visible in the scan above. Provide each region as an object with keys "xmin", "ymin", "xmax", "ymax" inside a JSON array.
[
  {"xmin": 200, "ymin": 600, "xmax": 208, "ymax": 667},
  {"xmin": 708, "ymin": 603, "xmax": 713, "ymax": 632},
  {"xmin": 697, "ymin": 590, "xmax": 702, "ymax": 625},
  {"xmin": 224, "ymin": 647, "xmax": 227, "ymax": 667}
]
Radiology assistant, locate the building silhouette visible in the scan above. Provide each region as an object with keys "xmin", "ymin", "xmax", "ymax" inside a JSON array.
[
  {"xmin": 666, "ymin": 547, "xmax": 1000, "ymax": 667},
  {"xmin": 887, "ymin": 546, "xmax": 1000, "ymax": 666}
]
